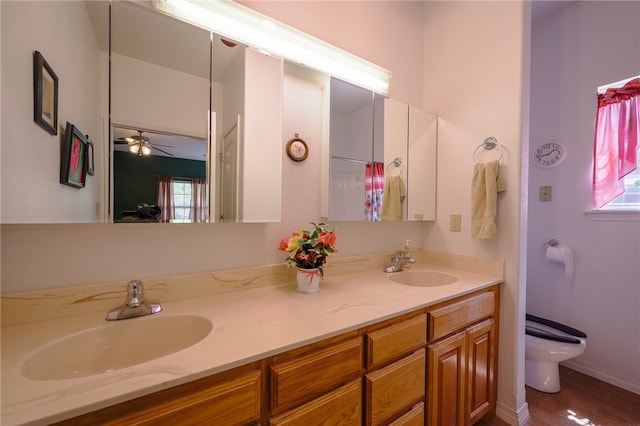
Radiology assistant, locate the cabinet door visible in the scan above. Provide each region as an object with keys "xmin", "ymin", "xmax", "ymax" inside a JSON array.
[
  {"xmin": 365, "ymin": 349, "xmax": 426, "ymax": 426},
  {"xmin": 466, "ymin": 318, "xmax": 496, "ymax": 424},
  {"xmin": 269, "ymin": 379, "xmax": 361, "ymax": 426},
  {"xmin": 427, "ymin": 332, "xmax": 466, "ymax": 426}
]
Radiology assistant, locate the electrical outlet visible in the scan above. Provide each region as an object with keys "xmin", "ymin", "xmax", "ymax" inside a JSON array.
[
  {"xmin": 540, "ymin": 186, "xmax": 552, "ymax": 202},
  {"xmin": 450, "ymin": 214, "xmax": 461, "ymax": 232}
]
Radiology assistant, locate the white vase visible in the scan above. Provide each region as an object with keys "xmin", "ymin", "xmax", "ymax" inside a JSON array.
[{"xmin": 296, "ymin": 268, "xmax": 322, "ymax": 293}]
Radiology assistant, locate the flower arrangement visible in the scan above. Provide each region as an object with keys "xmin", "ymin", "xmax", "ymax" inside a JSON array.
[{"xmin": 279, "ymin": 222, "xmax": 337, "ymax": 276}]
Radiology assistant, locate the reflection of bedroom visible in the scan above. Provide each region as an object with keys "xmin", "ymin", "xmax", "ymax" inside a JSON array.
[{"xmin": 113, "ymin": 148, "xmax": 205, "ymax": 223}]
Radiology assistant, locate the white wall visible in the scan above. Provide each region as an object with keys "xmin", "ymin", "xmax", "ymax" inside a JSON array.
[
  {"xmin": 0, "ymin": 1, "xmax": 104, "ymax": 223},
  {"xmin": 528, "ymin": 1, "xmax": 640, "ymax": 394},
  {"xmin": 422, "ymin": 1, "xmax": 528, "ymax": 422},
  {"xmin": 1, "ymin": 1, "xmax": 425, "ymax": 293}
]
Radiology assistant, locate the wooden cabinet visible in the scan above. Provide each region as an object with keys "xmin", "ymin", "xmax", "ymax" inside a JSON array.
[
  {"xmin": 364, "ymin": 314, "xmax": 427, "ymax": 426},
  {"xmin": 54, "ymin": 364, "xmax": 262, "ymax": 426},
  {"xmin": 54, "ymin": 286, "xmax": 499, "ymax": 426},
  {"xmin": 426, "ymin": 289, "xmax": 499, "ymax": 426},
  {"xmin": 365, "ymin": 349, "xmax": 426, "ymax": 426},
  {"xmin": 269, "ymin": 379, "xmax": 361, "ymax": 426},
  {"xmin": 269, "ymin": 336, "xmax": 362, "ymax": 414}
]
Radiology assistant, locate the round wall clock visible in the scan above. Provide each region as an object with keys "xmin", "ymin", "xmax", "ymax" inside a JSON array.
[
  {"xmin": 533, "ymin": 142, "xmax": 566, "ymax": 168},
  {"xmin": 286, "ymin": 136, "xmax": 308, "ymax": 162}
]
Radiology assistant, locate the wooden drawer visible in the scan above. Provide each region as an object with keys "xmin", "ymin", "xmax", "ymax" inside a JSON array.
[
  {"xmin": 55, "ymin": 368, "xmax": 262, "ymax": 426},
  {"xmin": 269, "ymin": 337, "xmax": 362, "ymax": 413},
  {"xmin": 388, "ymin": 402, "xmax": 425, "ymax": 426},
  {"xmin": 428, "ymin": 290, "xmax": 495, "ymax": 342},
  {"xmin": 365, "ymin": 314, "xmax": 426, "ymax": 369},
  {"xmin": 365, "ymin": 349, "xmax": 426, "ymax": 426},
  {"xmin": 269, "ymin": 379, "xmax": 361, "ymax": 426}
]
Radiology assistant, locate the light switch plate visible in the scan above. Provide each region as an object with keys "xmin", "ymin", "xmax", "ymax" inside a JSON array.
[
  {"xmin": 540, "ymin": 186, "xmax": 552, "ymax": 202},
  {"xmin": 450, "ymin": 214, "xmax": 461, "ymax": 232}
]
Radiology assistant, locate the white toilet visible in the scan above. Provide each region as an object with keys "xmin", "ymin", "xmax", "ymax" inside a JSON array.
[{"xmin": 525, "ymin": 313, "xmax": 587, "ymax": 393}]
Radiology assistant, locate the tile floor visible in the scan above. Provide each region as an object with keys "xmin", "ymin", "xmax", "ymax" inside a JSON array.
[{"xmin": 480, "ymin": 366, "xmax": 640, "ymax": 425}]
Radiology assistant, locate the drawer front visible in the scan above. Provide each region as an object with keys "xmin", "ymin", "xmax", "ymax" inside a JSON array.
[
  {"xmin": 57, "ymin": 369, "xmax": 262, "ymax": 426},
  {"xmin": 365, "ymin": 349, "xmax": 426, "ymax": 426},
  {"xmin": 388, "ymin": 402, "xmax": 425, "ymax": 426},
  {"xmin": 269, "ymin": 379, "xmax": 361, "ymax": 426},
  {"xmin": 366, "ymin": 314, "xmax": 427, "ymax": 369},
  {"xmin": 270, "ymin": 337, "xmax": 362, "ymax": 413},
  {"xmin": 428, "ymin": 290, "xmax": 495, "ymax": 341}
]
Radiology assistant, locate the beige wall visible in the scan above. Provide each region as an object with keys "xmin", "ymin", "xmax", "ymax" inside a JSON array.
[{"xmin": 422, "ymin": 1, "xmax": 528, "ymax": 422}]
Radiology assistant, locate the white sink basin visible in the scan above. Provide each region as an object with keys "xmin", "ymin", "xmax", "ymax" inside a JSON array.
[
  {"xmin": 388, "ymin": 270, "xmax": 458, "ymax": 287},
  {"xmin": 21, "ymin": 314, "xmax": 212, "ymax": 381}
]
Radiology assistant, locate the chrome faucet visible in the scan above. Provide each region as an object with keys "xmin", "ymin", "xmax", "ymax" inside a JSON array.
[
  {"xmin": 383, "ymin": 249, "xmax": 416, "ymax": 273},
  {"xmin": 106, "ymin": 280, "xmax": 162, "ymax": 321}
]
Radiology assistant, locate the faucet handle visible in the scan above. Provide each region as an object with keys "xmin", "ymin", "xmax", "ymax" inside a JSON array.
[{"xmin": 126, "ymin": 280, "xmax": 144, "ymax": 307}]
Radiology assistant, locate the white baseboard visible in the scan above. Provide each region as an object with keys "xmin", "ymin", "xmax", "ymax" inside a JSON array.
[
  {"xmin": 562, "ymin": 360, "xmax": 640, "ymax": 395},
  {"xmin": 496, "ymin": 400, "xmax": 530, "ymax": 426}
]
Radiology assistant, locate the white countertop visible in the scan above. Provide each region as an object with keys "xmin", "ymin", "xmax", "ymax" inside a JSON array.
[{"xmin": 1, "ymin": 263, "xmax": 502, "ymax": 425}]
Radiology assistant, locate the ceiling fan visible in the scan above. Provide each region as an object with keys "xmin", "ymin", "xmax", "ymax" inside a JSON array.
[{"xmin": 114, "ymin": 130, "xmax": 174, "ymax": 157}]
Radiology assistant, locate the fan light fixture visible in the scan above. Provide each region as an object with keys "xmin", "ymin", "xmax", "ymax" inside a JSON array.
[
  {"xmin": 152, "ymin": 0, "xmax": 392, "ymax": 95},
  {"xmin": 128, "ymin": 138, "xmax": 152, "ymax": 156}
]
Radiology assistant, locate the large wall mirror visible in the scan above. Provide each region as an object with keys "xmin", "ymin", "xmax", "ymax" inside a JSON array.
[{"xmin": 1, "ymin": 0, "xmax": 434, "ymax": 224}]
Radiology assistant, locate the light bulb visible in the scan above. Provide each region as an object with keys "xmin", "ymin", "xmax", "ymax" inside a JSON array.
[
  {"xmin": 141, "ymin": 145, "xmax": 152, "ymax": 156},
  {"xmin": 129, "ymin": 144, "xmax": 140, "ymax": 154}
]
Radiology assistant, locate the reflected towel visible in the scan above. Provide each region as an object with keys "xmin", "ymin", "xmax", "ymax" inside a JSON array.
[
  {"xmin": 381, "ymin": 176, "xmax": 405, "ymax": 221},
  {"xmin": 471, "ymin": 160, "xmax": 506, "ymax": 238}
]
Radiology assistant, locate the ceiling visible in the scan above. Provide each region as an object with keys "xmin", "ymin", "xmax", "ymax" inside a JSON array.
[{"xmin": 112, "ymin": 126, "xmax": 206, "ymax": 161}]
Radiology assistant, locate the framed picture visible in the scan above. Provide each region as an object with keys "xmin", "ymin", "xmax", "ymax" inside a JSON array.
[
  {"xmin": 286, "ymin": 136, "xmax": 308, "ymax": 162},
  {"xmin": 61, "ymin": 122, "xmax": 88, "ymax": 188},
  {"xmin": 33, "ymin": 51, "xmax": 58, "ymax": 135},
  {"xmin": 86, "ymin": 137, "xmax": 95, "ymax": 176}
]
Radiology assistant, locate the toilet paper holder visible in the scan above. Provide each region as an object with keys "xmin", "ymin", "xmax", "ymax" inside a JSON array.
[{"xmin": 543, "ymin": 239, "xmax": 559, "ymax": 249}]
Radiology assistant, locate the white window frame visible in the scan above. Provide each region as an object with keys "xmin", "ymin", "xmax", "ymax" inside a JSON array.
[{"xmin": 171, "ymin": 180, "xmax": 192, "ymax": 223}]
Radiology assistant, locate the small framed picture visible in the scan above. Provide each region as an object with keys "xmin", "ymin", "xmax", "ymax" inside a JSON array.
[
  {"xmin": 286, "ymin": 136, "xmax": 308, "ymax": 162},
  {"xmin": 61, "ymin": 122, "xmax": 88, "ymax": 188},
  {"xmin": 33, "ymin": 51, "xmax": 58, "ymax": 135},
  {"xmin": 86, "ymin": 137, "xmax": 95, "ymax": 176}
]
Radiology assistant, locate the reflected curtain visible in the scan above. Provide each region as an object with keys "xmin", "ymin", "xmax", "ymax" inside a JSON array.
[
  {"xmin": 365, "ymin": 162, "xmax": 384, "ymax": 221},
  {"xmin": 593, "ymin": 78, "xmax": 640, "ymax": 208},
  {"xmin": 190, "ymin": 177, "xmax": 208, "ymax": 223},
  {"xmin": 156, "ymin": 176, "xmax": 174, "ymax": 223}
]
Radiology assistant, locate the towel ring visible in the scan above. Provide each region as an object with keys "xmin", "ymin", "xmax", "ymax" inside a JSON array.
[
  {"xmin": 472, "ymin": 137, "xmax": 504, "ymax": 163},
  {"xmin": 386, "ymin": 157, "xmax": 404, "ymax": 177}
]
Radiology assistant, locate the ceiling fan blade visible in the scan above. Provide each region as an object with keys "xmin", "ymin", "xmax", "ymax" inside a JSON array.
[{"xmin": 153, "ymin": 146, "xmax": 175, "ymax": 156}]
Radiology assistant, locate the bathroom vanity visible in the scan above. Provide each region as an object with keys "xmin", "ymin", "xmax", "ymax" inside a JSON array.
[{"xmin": 1, "ymin": 251, "xmax": 503, "ymax": 425}]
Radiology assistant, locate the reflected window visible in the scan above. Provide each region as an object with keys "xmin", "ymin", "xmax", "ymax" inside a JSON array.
[{"xmin": 171, "ymin": 180, "xmax": 192, "ymax": 223}]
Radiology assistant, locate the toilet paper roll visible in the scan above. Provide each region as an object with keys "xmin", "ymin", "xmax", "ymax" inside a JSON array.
[{"xmin": 545, "ymin": 244, "xmax": 574, "ymax": 282}]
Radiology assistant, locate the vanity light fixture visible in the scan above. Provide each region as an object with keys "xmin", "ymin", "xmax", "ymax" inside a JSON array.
[{"xmin": 152, "ymin": 0, "xmax": 392, "ymax": 95}]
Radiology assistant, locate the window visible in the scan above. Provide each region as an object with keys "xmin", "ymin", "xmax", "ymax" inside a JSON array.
[
  {"xmin": 171, "ymin": 180, "xmax": 192, "ymax": 223},
  {"xmin": 603, "ymin": 150, "xmax": 640, "ymax": 209},
  {"xmin": 593, "ymin": 76, "xmax": 639, "ymax": 210}
]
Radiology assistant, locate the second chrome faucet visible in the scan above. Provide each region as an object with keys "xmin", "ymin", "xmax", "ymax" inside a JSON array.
[{"xmin": 383, "ymin": 246, "xmax": 416, "ymax": 273}]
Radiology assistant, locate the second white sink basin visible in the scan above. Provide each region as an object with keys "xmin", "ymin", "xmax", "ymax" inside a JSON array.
[
  {"xmin": 21, "ymin": 314, "xmax": 212, "ymax": 381},
  {"xmin": 388, "ymin": 270, "xmax": 458, "ymax": 287}
]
